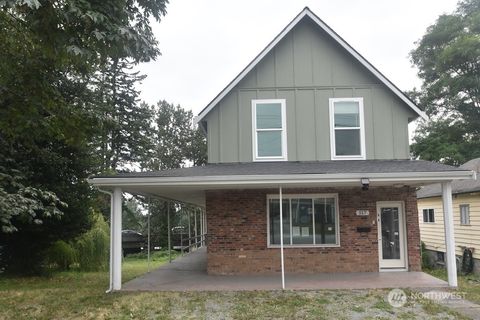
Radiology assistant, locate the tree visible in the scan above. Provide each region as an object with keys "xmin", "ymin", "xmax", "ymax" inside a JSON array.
[
  {"xmin": 410, "ymin": 0, "xmax": 480, "ymax": 165},
  {"xmin": 147, "ymin": 100, "xmax": 206, "ymax": 170},
  {"xmin": 94, "ymin": 59, "xmax": 155, "ymax": 172},
  {"xmin": 0, "ymin": 0, "xmax": 168, "ymax": 273},
  {"xmin": 140, "ymin": 101, "xmax": 207, "ymax": 249}
]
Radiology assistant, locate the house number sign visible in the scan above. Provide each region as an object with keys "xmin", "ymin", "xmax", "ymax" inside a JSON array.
[{"xmin": 356, "ymin": 210, "xmax": 369, "ymax": 216}]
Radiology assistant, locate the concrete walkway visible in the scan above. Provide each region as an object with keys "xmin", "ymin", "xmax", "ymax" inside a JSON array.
[{"xmin": 122, "ymin": 247, "xmax": 448, "ymax": 291}]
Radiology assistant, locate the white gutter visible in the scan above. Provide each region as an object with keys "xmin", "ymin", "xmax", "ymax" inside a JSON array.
[{"xmin": 88, "ymin": 170, "xmax": 475, "ymax": 187}]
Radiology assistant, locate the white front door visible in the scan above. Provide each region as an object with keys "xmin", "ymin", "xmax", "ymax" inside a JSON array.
[{"xmin": 377, "ymin": 202, "xmax": 407, "ymax": 270}]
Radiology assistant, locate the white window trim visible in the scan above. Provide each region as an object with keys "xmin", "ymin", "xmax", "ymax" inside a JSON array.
[
  {"xmin": 266, "ymin": 193, "xmax": 340, "ymax": 248},
  {"xmin": 252, "ymin": 99, "xmax": 287, "ymax": 161},
  {"xmin": 460, "ymin": 204, "xmax": 471, "ymax": 226},
  {"xmin": 422, "ymin": 208, "xmax": 435, "ymax": 223},
  {"xmin": 329, "ymin": 97, "xmax": 366, "ymax": 160}
]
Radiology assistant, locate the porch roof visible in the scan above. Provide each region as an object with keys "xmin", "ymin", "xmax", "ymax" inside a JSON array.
[
  {"xmin": 89, "ymin": 160, "xmax": 475, "ymax": 206},
  {"xmin": 417, "ymin": 158, "xmax": 480, "ymax": 198}
]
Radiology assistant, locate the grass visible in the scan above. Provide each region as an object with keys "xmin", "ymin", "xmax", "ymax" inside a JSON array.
[
  {"xmin": 0, "ymin": 255, "xmax": 472, "ymax": 319},
  {"xmin": 425, "ymin": 268, "xmax": 480, "ymax": 304}
]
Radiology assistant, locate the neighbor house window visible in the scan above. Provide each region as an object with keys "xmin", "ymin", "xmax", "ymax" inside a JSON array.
[
  {"xmin": 252, "ymin": 99, "xmax": 287, "ymax": 161},
  {"xmin": 329, "ymin": 98, "xmax": 366, "ymax": 160},
  {"xmin": 423, "ymin": 208, "xmax": 435, "ymax": 223},
  {"xmin": 460, "ymin": 204, "xmax": 470, "ymax": 225},
  {"xmin": 267, "ymin": 194, "xmax": 339, "ymax": 247}
]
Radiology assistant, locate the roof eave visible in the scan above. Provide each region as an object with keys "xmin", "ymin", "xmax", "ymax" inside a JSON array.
[{"xmin": 89, "ymin": 170, "xmax": 474, "ymax": 188}]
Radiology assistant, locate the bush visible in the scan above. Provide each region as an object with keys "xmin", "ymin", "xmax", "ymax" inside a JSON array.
[
  {"xmin": 75, "ymin": 212, "xmax": 109, "ymax": 271},
  {"xmin": 44, "ymin": 240, "xmax": 76, "ymax": 270},
  {"xmin": 421, "ymin": 241, "xmax": 434, "ymax": 270}
]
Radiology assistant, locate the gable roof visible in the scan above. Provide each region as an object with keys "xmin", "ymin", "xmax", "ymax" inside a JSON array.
[
  {"xmin": 417, "ymin": 158, "xmax": 480, "ymax": 198},
  {"xmin": 194, "ymin": 7, "xmax": 427, "ymax": 125}
]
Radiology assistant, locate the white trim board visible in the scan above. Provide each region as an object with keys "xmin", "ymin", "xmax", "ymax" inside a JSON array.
[
  {"xmin": 194, "ymin": 7, "xmax": 427, "ymax": 125},
  {"xmin": 89, "ymin": 170, "xmax": 475, "ymax": 187}
]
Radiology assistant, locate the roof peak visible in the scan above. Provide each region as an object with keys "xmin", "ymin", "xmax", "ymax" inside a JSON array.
[{"xmin": 195, "ymin": 7, "xmax": 427, "ymax": 125}]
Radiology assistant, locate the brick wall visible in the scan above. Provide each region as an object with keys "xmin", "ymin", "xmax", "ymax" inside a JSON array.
[{"xmin": 206, "ymin": 187, "xmax": 421, "ymax": 275}]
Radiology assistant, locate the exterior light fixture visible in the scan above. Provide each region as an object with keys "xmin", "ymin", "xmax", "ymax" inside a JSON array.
[{"xmin": 361, "ymin": 178, "xmax": 369, "ymax": 191}]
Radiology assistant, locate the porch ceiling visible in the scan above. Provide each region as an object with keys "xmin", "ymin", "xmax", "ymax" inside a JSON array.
[{"xmin": 89, "ymin": 160, "xmax": 476, "ymax": 207}]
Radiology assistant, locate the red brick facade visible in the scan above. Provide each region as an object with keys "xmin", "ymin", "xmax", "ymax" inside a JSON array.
[{"xmin": 206, "ymin": 187, "xmax": 421, "ymax": 275}]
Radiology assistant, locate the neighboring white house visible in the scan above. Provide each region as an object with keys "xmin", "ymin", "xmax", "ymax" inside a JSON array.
[{"xmin": 417, "ymin": 158, "xmax": 480, "ymax": 272}]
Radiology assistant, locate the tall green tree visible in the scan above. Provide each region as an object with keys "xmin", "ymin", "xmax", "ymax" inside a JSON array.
[
  {"xmin": 0, "ymin": 0, "xmax": 168, "ymax": 273},
  {"xmin": 410, "ymin": 0, "xmax": 480, "ymax": 165},
  {"xmin": 148, "ymin": 100, "xmax": 206, "ymax": 170},
  {"xmin": 94, "ymin": 59, "xmax": 155, "ymax": 172},
  {"xmin": 141, "ymin": 101, "xmax": 207, "ymax": 249}
]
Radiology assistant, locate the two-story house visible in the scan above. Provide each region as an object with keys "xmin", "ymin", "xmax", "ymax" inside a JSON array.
[{"xmin": 90, "ymin": 7, "xmax": 475, "ymax": 291}]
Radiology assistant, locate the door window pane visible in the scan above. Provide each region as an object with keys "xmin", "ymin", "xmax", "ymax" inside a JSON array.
[
  {"xmin": 257, "ymin": 131, "xmax": 282, "ymax": 157},
  {"xmin": 334, "ymin": 101, "xmax": 360, "ymax": 127},
  {"xmin": 335, "ymin": 129, "xmax": 361, "ymax": 155},
  {"xmin": 256, "ymin": 103, "xmax": 282, "ymax": 129},
  {"xmin": 291, "ymin": 199, "xmax": 313, "ymax": 244},
  {"xmin": 381, "ymin": 207, "xmax": 400, "ymax": 260},
  {"xmin": 269, "ymin": 199, "xmax": 290, "ymax": 245},
  {"xmin": 314, "ymin": 198, "xmax": 336, "ymax": 244}
]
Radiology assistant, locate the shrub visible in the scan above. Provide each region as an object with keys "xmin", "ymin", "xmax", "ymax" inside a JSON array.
[
  {"xmin": 421, "ymin": 241, "xmax": 434, "ymax": 270},
  {"xmin": 44, "ymin": 240, "xmax": 76, "ymax": 270},
  {"xmin": 75, "ymin": 212, "xmax": 109, "ymax": 271}
]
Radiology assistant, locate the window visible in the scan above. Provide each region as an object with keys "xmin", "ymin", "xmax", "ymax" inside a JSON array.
[
  {"xmin": 252, "ymin": 99, "xmax": 287, "ymax": 161},
  {"xmin": 268, "ymin": 194, "xmax": 339, "ymax": 247},
  {"xmin": 329, "ymin": 98, "xmax": 366, "ymax": 160},
  {"xmin": 460, "ymin": 204, "xmax": 470, "ymax": 225},
  {"xmin": 422, "ymin": 208, "xmax": 435, "ymax": 223}
]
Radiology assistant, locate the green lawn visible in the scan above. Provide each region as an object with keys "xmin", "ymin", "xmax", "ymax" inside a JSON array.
[
  {"xmin": 425, "ymin": 268, "xmax": 480, "ymax": 304},
  {"xmin": 0, "ymin": 255, "xmax": 471, "ymax": 320}
]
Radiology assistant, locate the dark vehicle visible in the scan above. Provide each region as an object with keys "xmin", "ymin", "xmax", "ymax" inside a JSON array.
[{"xmin": 122, "ymin": 230, "xmax": 145, "ymax": 256}]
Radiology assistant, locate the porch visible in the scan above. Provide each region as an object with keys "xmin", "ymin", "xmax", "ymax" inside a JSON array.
[
  {"xmin": 89, "ymin": 160, "xmax": 476, "ymax": 291},
  {"xmin": 122, "ymin": 247, "xmax": 447, "ymax": 291}
]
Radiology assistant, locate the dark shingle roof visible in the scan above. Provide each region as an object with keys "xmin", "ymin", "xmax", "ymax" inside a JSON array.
[
  {"xmin": 417, "ymin": 158, "xmax": 480, "ymax": 198},
  {"xmin": 96, "ymin": 160, "xmax": 467, "ymax": 179}
]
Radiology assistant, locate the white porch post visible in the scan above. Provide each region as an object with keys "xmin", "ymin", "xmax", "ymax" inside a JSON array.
[
  {"xmin": 111, "ymin": 187, "xmax": 123, "ymax": 290},
  {"xmin": 279, "ymin": 186, "xmax": 285, "ymax": 289},
  {"xmin": 442, "ymin": 181, "xmax": 457, "ymax": 287},
  {"xmin": 194, "ymin": 209, "xmax": 198, "ymax": 249}
]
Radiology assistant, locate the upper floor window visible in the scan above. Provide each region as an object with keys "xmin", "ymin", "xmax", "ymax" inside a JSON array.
[
  {"xmin": 252, "ymin": 99, "xmax": 287, "ymax": 161},
  {"xmin": 329, "ymin": 98, "xmax": 366, "ymax": 160},
  {"xmin": 423, "ymin": 208, "xmax": 435, "ymax": 223},
  {"xmin": 460, "ymin": 204, "xmax": 470, "ymax": 225}
]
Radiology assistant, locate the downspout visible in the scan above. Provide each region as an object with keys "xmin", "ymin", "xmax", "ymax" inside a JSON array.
[{"xmin": 98, "ymin": 188, "xmax": 114, "ymax": 293}]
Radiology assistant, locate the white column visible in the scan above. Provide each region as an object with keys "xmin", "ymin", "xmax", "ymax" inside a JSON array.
[
  {"xmin": 279, "ymin": 186, "xmax": 285, "ymax": 289},
  {"xmin": 112, "ymin": 187, "xmax": 123, "ymax": 290},
  {"xmin": 194, "ymin": 209, "xmax": 198, "ymax": 249},
  {"xmin": 199, "ymin": 210, "xmax": 204, "ymax": 247},
  {"xmin": 442, "ymin": 181, "xmax": 457, "ymax": 287}
]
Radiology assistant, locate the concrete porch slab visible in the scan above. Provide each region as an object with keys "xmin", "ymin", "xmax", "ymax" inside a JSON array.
[{"xmin": 122, "ymin": 247, "xmax": 448, "ymax": 291}]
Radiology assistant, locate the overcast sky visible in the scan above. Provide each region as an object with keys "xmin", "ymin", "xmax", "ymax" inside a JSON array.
[{"xmin": 136, "ymin": 0, "xmax": 459, "ymax": 115}]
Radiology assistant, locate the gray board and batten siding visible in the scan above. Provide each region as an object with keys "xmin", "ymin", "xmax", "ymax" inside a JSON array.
[{"xmin": 203, "ymin": 18, "xmax": 417, "ymax": 163}]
